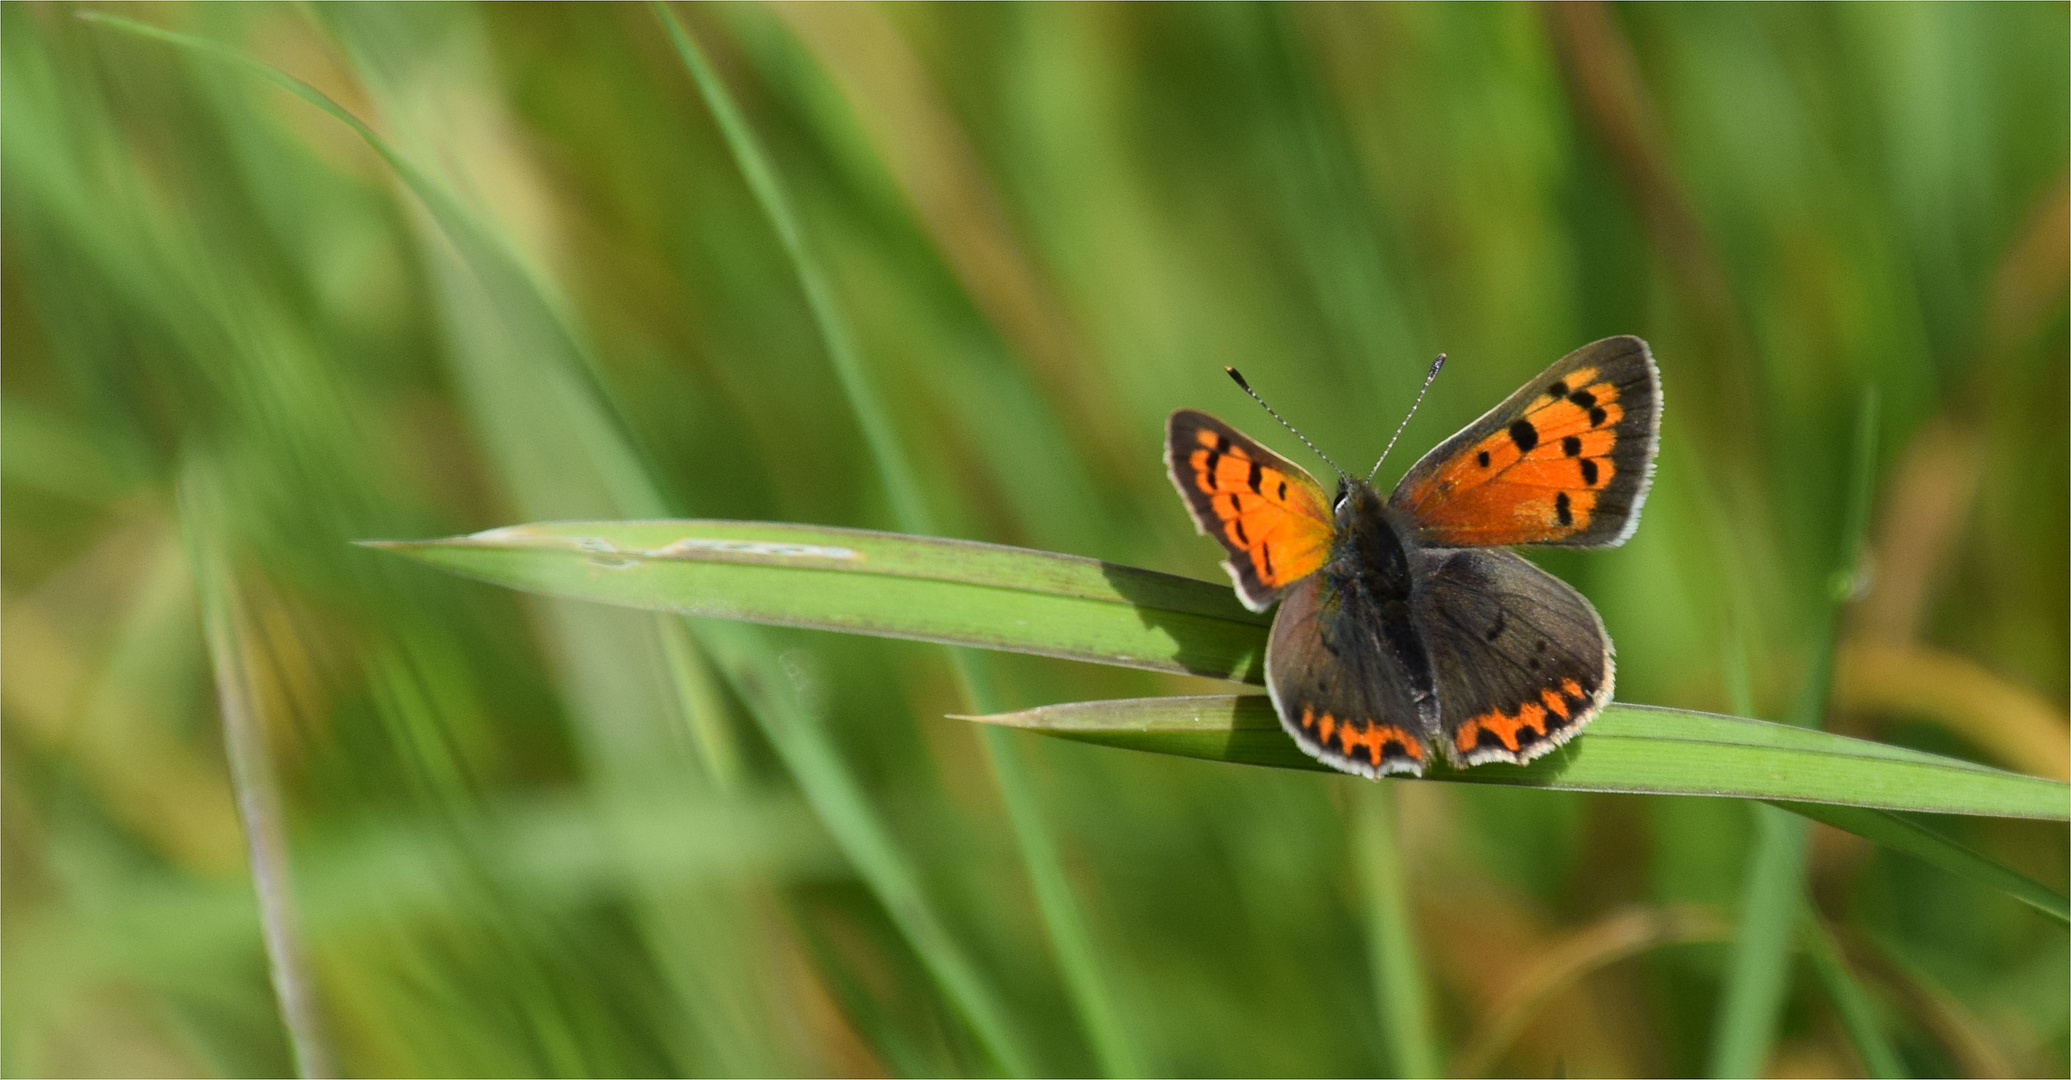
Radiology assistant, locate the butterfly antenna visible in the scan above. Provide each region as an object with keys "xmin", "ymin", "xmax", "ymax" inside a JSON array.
[
  {"xmin": 1224, "ymin": 367, "xmax": 1349, "ymax": 479},
  {"xmin": 1367, "ymin": 354, "xmax": 1447, "ymax": 482}
]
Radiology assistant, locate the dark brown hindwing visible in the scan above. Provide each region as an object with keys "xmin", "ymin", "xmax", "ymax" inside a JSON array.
[{"xmin": 1410, "ymin": 547, "xmax": 1613, "ymax": 767}]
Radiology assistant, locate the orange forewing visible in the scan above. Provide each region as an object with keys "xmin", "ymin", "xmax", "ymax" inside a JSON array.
[
  {"xmin": 1166, "ymin": 410, "xmax": 1334, "ymax": 611},
  {"xmin": 1390, "ymin": 338, "xmax": 1658, "ymax": 548}
]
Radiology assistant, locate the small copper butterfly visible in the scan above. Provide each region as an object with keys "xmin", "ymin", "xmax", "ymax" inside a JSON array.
[{"xmin": 1166, "ymin": 336, "xmax": 1662, "ymax": 777}]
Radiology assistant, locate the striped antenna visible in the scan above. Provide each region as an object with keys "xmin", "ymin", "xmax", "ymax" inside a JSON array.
[
  {"xmin": 1225, "ymin": 367, "xmax": 1348, "ymax": 479},
  {"xmin": 1368, "ymin": 354, "xmax": 1447, "ymax": 482}
]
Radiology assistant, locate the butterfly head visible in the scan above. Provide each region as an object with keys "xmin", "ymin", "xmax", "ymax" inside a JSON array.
[{"xmin": 1331, "ymin": 475, "xmax": 1387, "ymax": 527}]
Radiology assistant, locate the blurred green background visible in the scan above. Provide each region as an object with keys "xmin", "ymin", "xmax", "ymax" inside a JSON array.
[{"xmin": 4, "ymin": 2, "xmax": 2066, "ymax": 1076}]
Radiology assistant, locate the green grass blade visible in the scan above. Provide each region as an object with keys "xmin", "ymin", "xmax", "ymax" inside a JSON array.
[
  {"xmin": 978, "ymin": 695, "xmax": 2068, "ymax": 925},
  {"xmin": 983, "ymin": 726, "xmax": 1144, "ymax": 1077},
  {"xmin": 1709, "ymin": 806, "xmax": 1812, "ymax": 1078},
  {"xmin": 364, "ymin": 519, "xmax": 1268, "ymax": 682},
  {"xmin": 692, "ymin": 623, "xmax": 1034, "ymax": 1075},
  {"xmin": 1772, "ymin": 802, "xmax": 2069, "ymax": 924},
  {"xmin": 181, "ymin": 464, "xmax": 335, "ymax": 1079},
  {"xmin": 964, "ymin": 696, "xmax": 2069, "ymax": 819},
  {"xmin": 1799, "ymin": 915, "xmax": 1906, "ymax": 1079},
  {"xmin": 1711, "ymin": 387, "xmax": 1884, "ymax": 1079},
  {"xmin": 659, "ymin": 7, "xmax": 1122, "ymax": 1071},
  {"xmin": 1356, "ymin": 786, "xmax": 1441, "ymax": 1078},
  {"xmin": 655, "ymin": 3, "xmax": 929, "ymax": 534}
]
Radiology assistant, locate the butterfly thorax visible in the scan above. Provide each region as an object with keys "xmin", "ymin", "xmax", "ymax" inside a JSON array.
[{"xmin": 1322, "ymin": 480, "xmax": 1439, "ymax": 720}]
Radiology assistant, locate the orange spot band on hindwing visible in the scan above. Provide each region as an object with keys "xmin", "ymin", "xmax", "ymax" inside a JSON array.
[
  {"xmin": 1455, "ymin": 678, "xmax": 1600, "ymax": 758},
  {"xmin": 1455, "ymin": 703, "xmax": 1549, "ymax": 754},
  {"xmin": 1310, "ymin": 714, "xmax": 1422, "ymax": 766}
]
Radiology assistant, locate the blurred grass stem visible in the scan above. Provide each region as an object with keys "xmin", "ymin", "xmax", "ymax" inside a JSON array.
[
  {"xmin": 183, "ymin": 467, "xmax": 335, "ymax": 1079},
  {"xmin": 660, "ymin": 6, "xmax": 1125, "ymax": 1073},
  {"xmin": 1452, "ymin": 905, "xmax": 1734, "ymax": 1077},
  {"xmin": 1358, "ymin": 785, "xmax": 1440, "ymax": 1078},
  {"xmin": 1802, "ymin": 915, "xmax": 1904, "ymax": 1079},
  {"xmin": 1709, "ymin": 388, "xmax": 1882, "ymax": 1078}
]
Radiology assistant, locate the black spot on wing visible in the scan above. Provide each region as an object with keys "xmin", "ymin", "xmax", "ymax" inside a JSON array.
[
  {"xmin": 1477, "ymin": 449, "xmax": 1491, "ymax": 468},
  {"xmin": 1567, "ymin": 389, "xmax": 1596, "ymax": 409},
  {"xmin": 1509, "ymin": 419, "xmax": 1538, "ymax": 452},
  {"xmin": 1580, "ymin": 459, "xmax": 1598, "ymax": 486},
  {"xmin": 1555, "ymin": 492, "xmax": 1573, "ymax": 526},
  {"xmin": 1248, "ymin": 460, "xmax": 1263, "ymax": 493}
]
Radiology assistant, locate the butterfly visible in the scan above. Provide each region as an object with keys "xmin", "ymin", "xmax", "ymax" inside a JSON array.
[{"xmin": 1165, "ymin": 336, "xmax": 1660, "ymax": 778}]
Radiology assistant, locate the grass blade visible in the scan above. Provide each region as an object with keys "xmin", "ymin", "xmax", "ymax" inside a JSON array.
[
  {"xmin": 971, "ymin": 690, "xmax": 2068, "ymax": 921},
  {"xmin": 984, "ymin": 728, "xmax": 1143, "ymax": 1076},
  {"xmin": 1708, "ymin": 805, "xmax": 1811, "ymax": 1078},
  {"xmin": 978, "ymin": 696, "xmax": 2068, "ymax": 926},
  {"xmin": 1800, "ymin": 915, "xmax": 1905, "ymax": 1079},
  {"xmin": 182, "ymin": 466, "xmax": 335, "ymax": 1078},
  {"xmin": 658, "ymin": 7, "xmax": 1120, "ymax": 1071},
  {"xmin": 654, "ymin": 3, "xmax": 927, "ymax": 532},
  {"xmin": 1356, "ymin": 786, "xmax": 1440, "ymax": 1078},
  {"xmin": 1772, "ymin": 802, "xmax": 2069, "ymax": 924},
  {"xmin": 365, "ymin": 519, "xmax": 1267, "ymax": 682},
  {"xmin": 964, "ymin": 696, "xmax": 2069, "ymax": 820},
  {"xmin": 696, "ymin": 625, "xmax": 1033, "ymax": 1075},
  {"xmin": 1710, "ymin": 387, "xmax": 1882, "ymax": 1078},
  {"xmin": 1450, "ymin": 905, "xmax": 1735, "ymax": 1077}
]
